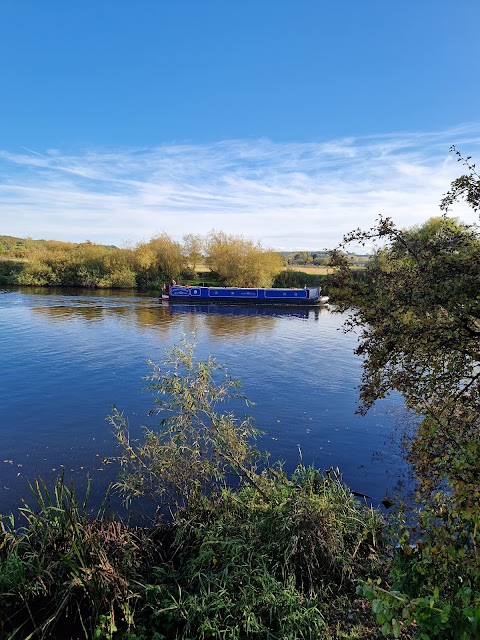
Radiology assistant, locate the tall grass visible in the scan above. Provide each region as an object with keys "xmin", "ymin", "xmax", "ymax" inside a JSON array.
[
  {"xmin": 0, "ymin": 467, "xmax": 390, "ymax": 639},
  {"xmin": 0, "ymin": 477, "xmax": 166, "ymax": 639},
  {"xmin": 143, "ymin": 465, "xmax": 387, "ymax": 639}
]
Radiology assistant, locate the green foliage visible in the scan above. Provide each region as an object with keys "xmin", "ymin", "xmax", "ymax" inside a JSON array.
[
  {"xmin": 0, "ymin": 467, "xmax": 387, "ymax": 639},
  {"xmin": 110, "ymin": 337, "xmax": 263, "ymax": 510},
  {"xmin": 180, "ymin": 465, "xmax": 386, "ymax": 597},
  {"xmin": 125, "ymin": 466, "xmax": 386, "ymax": 640},
  {"xmin": 0, "ymin": 260, "xmax": 27, "ymax": 285},
  {"xmin": 0, "ymin": 239, "xmax": 140, "ymax": 289},
  {"xmin": 16, "ymin": 260, "xmax": 59, "ymax": 286},
  {"xmin": 182, "ymin": 233, "xmax": 205, "ymax": 272},
  {"xmin": 272, "ymin": 268, "xmax": 321, "ymax": 288},
  {"xmin": 135, "ymin": 234, "xmax": 185, "ymax": 288},
  {"xmin": 0, "ymin": 476, "xmax": 150, "ymax": 639},
  {"xmin": 332, "ymin": 149, "xmax": 480, "ymax": 639},
  {"xmin": 107, "ymin": 340, "xmax": 389, "ymax": 638},
  {"xmin": 205, "ymin": 230, "xmax": 284, "ymax": 287},
  {"xmin": 441, "ymin": 145, "xmax": 480, "ymax": 213},
  {"xmin": 331, "ymin": 213, "xmax": 480, "ymax": 500},
  {"xmin": 0, "ymin": 234, "xmax": 187, "ymax": 290},
  {"xmin": 358, "ymin": 489, "xmax": 480, "ymax": 638},
  {"xmin": 357, "ymin": 580, "xmax": 448, "ymax": 639},
  {"xmin": 0, "ymin": 232, "xmax": 327, "ymax": 291}
]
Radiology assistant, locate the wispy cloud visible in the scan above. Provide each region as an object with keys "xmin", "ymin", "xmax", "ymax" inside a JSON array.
[{"xmin": 1, "ymin": 124, "xmax": 479, "ymax": 250}]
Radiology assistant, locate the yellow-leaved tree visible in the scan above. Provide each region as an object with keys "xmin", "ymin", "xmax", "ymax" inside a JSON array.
[{"xmin": 205, "ymin": 230, "xmax": 283, "ymax": 287}]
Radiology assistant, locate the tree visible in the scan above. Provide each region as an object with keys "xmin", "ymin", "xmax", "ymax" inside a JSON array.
[
  {"xmin": 205, "ymin": 230, "xmax": 283, "ymax": 287},
  {"xmin": 148, "ymin": 233, "xmax": 185, "ymax": 282},
  {"xmin": 135, "ymin": 233, "xmax": 185, "ymax": 286},
  {"xmin": 331, "ymin": 214, "xmax": 480, "ymax": 498},
  {"xmin": 298, "ymin": 251, "xmax": 309, "ymax": 265},
  {"xmin": 182, "ymin": 233, "xmax": 204, "ymax": 272},
  {"xmin": 332, "ymin": 151, "xmax": 480, "ymax": 639},
  {"xmin": 440, "ymin": 145, "xmax": 480, "ymax": 213}
]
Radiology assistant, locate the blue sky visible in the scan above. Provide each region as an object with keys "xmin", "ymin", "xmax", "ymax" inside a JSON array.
[{"xmin": 1, "ymin": 1, "xmax": 479, "ymax": 250}]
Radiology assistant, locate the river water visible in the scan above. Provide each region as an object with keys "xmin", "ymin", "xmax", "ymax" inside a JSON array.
[{"xmin": 0, "ymin": 288, "xmax": 410, "ymax": 517}]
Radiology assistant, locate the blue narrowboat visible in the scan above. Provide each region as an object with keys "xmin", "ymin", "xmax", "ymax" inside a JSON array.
[{"xmin": 162, "ymin": 285, "xmax": 329, "ymax": 306}]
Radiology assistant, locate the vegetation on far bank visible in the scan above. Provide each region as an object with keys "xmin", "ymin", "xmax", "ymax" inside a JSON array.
[
  {"xmin": 0, "ymin": 147, "xmax": 479, "ymax": 639},
  {"xmin": 0, "ymin": 231, "xmax": 366, "ymax": 292},
  {"xmin": 0, "ymin": 231, "xmax": 283, "ymax": 290}
]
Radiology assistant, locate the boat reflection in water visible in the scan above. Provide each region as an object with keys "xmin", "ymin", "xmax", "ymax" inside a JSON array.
[{"xmin": 168, "ymin": 303, "xmax": 329, "ymax": 321}]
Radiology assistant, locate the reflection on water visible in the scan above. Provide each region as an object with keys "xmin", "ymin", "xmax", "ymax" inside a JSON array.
[
  {"xmin": 168, "ymin": 304, "xmax": 330, "ymax": 340},
  {"xmin": 0, "ymin": 288, "xmax": 409, "ymax": 517},
  {"xmin": 169, "ymin": 303, "xmax": 329, "ymax": 319},
  {"xmin": 32, "ymin": 300, "xmax": 174, "ymax": 330},
  {"xmin": 29, "ymin": 292, "xmax": 327, "ymax": 340}
]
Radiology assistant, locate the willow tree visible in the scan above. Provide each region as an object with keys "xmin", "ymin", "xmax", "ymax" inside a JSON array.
[
  {"xmin": 135, "ymin": 233, "xmax": 185, "ymax": 286},
  {"xmin": 205, "ymin": 230, "xmax": 283, "ymax": 287}
]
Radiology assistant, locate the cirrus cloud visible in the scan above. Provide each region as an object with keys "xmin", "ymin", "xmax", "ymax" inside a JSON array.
[{"xmin": 1, "ymin": 124, "xmax": 479, "ymax": 251}]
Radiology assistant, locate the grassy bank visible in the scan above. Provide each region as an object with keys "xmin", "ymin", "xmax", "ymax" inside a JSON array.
[{"xmin": 0, "ymin": 469, "xmax": 400, "ymax": 640}]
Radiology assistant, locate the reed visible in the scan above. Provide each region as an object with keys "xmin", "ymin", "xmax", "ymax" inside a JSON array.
[{"xmin": 0, "ymin": 476, "xmax": 164, "ymax": 639}]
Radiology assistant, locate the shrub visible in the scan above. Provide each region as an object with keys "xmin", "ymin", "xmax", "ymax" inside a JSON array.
[
  {"xmin": 128, "ymin": 466, "xmax": 386, "ymax": 640},
  {"xmin": 358, "ymin": 492, "xmax": 480, "ymax": 639},
  {"xmin": 109, "ymin": 337, "xmax": 263, "ymax": 511},
  {"xmin": 108, "ymin": 340, "xmax": 389, "ymax": 638},
  {"xmin": 272, "ymin": 269, "xmax": 321, "ymax": 288}
]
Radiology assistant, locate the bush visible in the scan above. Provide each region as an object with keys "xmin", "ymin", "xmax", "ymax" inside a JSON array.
[
  {"xmin": 121, "ymin": 466, "xmax": 387, "ymax": 640},
  {"xmin": 107, "ymin": 340, "xmax": 389, "ymax": 638},
  {"xmin": 16, "ymin": 261, "xmax": 59, "ymax": 286},
  {"xmin": 109, "ymin": 338, "xmax": 263, "ymax": 511},
  {"xmin": 272, "ymin": 269, "xmax": 322, "ymax": 288},
  {"xmin": 358, "ymin": 492, "xmax": 480, "ymax": 639},
  {"xmin": 0, "ymin": 260, "xmax": 24, "ymax": 285}
]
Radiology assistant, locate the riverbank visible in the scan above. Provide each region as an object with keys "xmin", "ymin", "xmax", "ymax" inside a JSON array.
[{"xmin": 0, "ymin": 468, "xmax": 416, "ymax": 639}]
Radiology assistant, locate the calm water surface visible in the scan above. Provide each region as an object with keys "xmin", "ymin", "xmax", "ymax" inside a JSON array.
[{"xmin": 0, "ymin": 288, "xmax": 409, "ymax": 516}]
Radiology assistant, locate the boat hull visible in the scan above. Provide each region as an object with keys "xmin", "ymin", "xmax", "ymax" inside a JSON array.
[{"xmin": 164, "ymin": 285, "xmax": 329, "ymax": 306}]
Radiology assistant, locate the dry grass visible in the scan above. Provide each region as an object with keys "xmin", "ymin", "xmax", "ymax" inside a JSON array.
[
  {"xmin": 284, "ymin": 265, "xmax": 365, "ymax": 274},
  {"xmin": 194, "ymin": 262, "xmax": 365, "ymax": 277}
]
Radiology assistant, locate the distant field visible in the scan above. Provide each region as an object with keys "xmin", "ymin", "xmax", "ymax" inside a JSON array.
[
  {"xmin": 286, "ymin": 264, "xmax": 364, "ymax": 274},
  {"xmin": 194, "ymin": 262, "xmax": 333, "ymax": 275},
  {"xmin": 285, "ymin": 265, "xmax": 332, "ymax": 275},
  {"xmin": 0, "ymin": 256, "xmax": 29, "ymax": 262}
]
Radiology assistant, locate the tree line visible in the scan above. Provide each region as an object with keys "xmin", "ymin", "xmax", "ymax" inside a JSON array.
[{"xmin": 0, "ymin": 231, "xmax": 284, "ymax": 289}]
